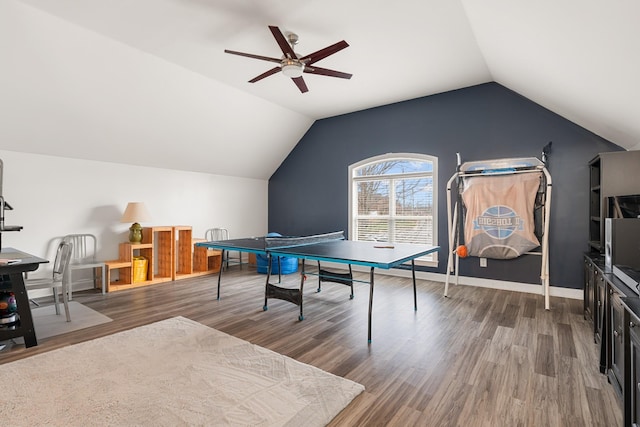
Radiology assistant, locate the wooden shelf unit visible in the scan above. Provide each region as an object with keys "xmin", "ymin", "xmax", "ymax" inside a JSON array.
[
  {"xmin": 105, "ymin": 226, "xmax": 221, "ymax": 292},
  {"xmin": 154, "ymin": 226, "xmax": 175, "ymax": 282},
  {"xmin": 192, "ymin": 238, "xmax": 223, "ymax": 276},
  {"xmin": 174, "ymin": 226, "xmax": 194, "ymax": 280}
]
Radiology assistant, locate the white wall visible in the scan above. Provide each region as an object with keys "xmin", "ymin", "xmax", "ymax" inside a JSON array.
[{"xmin": 1, "ymin": 150, "xmax": 267, "ymax": 279}]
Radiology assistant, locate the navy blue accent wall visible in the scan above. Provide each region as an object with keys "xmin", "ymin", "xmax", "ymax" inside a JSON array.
[{"xmin": 268, "ymin": 83, "xmax": 622, "ymax": 289}]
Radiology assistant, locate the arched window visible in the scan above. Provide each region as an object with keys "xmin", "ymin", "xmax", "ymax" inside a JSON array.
[{"xmin": 349, "ymin": 153, "xmax": 437, "ymax": 265}]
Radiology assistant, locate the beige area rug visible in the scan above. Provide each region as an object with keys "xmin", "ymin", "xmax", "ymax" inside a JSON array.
[
  {"xmin": 0, "ymin": 316, "xmax": 365, "ymax": 426},
  {"xmin": 8, "ymin": 301, "xmax": 112, "ymax": 345}
]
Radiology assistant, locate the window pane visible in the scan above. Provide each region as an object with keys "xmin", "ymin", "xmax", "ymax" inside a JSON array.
[
  {"xmin": 357, "ymin": 180, "xmax": 389, "ymax": 215},
  {"xmin": 350, "ymin": 154, "xmax": 437, "ymax": 264},
  {"xmin": 395, "ymin": 177, "xmax": 433, "ymax": 216},
  {"xmin": 355, "ymin": 161, "xmax": 401, "ymax": 177},
  {"xmin": 355, "ymin": 160, "xmax": 433, "ymax": 177},
  {"xmin": 388, "ymin": 160, "xmax": 433, "ymax": 174},
  {"xmin": 356, "ymin": 218, "xmax": 389, "ymax": 241},
  {"xmin": 395, "ymin": 217, "xmax": 433, "ymax": 245}
]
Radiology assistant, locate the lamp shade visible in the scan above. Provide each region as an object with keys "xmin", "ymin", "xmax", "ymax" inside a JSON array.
[
  {"xmin": 121, "ymin": 202, "xmax": 151, "ymax": 223},
  {"xmin": 121, "ymin": 202, "xmax": 151, "ymax": 243}
]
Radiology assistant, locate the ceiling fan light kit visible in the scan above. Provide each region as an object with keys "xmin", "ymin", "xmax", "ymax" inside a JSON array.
[
  {"xmin": 281, "ymin": 59, "xmax": 304, "ymax": 78},
  {"xmin": 224, "ymin": 26, "xmax": 352, "ymax": 93}
]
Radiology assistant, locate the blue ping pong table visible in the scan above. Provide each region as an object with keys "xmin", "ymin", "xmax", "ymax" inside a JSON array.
[{"xmin": 196, "ymin": 231, "xmax": 439, "ymax": 342}]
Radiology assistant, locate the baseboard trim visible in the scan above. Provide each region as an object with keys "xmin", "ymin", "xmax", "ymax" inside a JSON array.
[{"xmin": 320, "ymin": 262, "xmax": 582, "ymax": 300}]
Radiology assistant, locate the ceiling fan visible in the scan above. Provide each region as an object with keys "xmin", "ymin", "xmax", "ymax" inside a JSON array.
[{"xmin": 224, "ymin": 26, "xmax": 352, "ymax": 93}]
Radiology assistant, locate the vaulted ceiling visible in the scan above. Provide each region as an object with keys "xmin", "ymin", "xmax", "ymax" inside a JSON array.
[{"xmin": 2, "ymin": 1, "xmax": 638, "ymax": 180}]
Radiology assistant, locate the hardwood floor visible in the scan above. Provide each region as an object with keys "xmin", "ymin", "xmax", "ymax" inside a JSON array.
[{"xmin": 0, "ymin": 267, "xmax": 622, "ymax": 426}]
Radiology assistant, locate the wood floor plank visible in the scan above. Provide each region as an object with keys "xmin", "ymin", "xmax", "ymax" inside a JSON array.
[
  {"xmin": 459, "ymin": 359, "xmax": 505, "ymax": 425},
  {"xmin": 495, "ymin": 396, "xmax": 528, "ymax": 427},
  {"xmin": 422, "ymin": 376, "xmax": 471, "ymax": 427},
  {"xmin": 502, "ymin": 344, "xmax": 533, "ymax": 402},
  {"xmin": 522, "ymin": 296, "xmax": 537, "ymax": 319},
  {"xmin": 0, "ymin": 268, "xmax": 623, "ymax": 426},
  {"xmin": 482, "ymin": 325, "xmax": 515, "ymax": 366},
  {"xmin": 472, "ymin": 299, "xmax": 492, "ymax": 323},
  {"xmin": 556, "ymin": 354, "xmax": 592, "ymax": 425},
  {"xmin": 385, "ymin": 404, "xmax": 424, "ymax": 427},
  {"xmin": 498, "ymin": 303, "xmax": 520, "ymax": 328},
  {"xmin": 585, "ymin": 385, "xmax": 623, "ymax": 426},
  {"xmin": 512, "ymin": 315, "xmax": 536, "ymax": 348},
  {"xmin": 534, "ymin": 333, "xmax": 556, "ymax": 377},
  {"xmin": 525, "ymin": 373, "xmax": 562, "ymax": 426},
  {"xmin": 557, "ymin": 322, "xmax": 578, "ymax": 358},
  {"xmin": 477, "ymin": 309, "xmax": 500, "ymax": 340}
]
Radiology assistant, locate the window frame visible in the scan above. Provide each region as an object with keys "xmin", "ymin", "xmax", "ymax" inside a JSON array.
[{"xmin": 348, "ymin": 153, "xmax": 438, "ymax": 267}]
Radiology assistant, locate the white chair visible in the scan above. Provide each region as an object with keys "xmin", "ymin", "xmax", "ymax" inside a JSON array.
[
  {"xmin": 62, "ymin": 233, "xmax": 106, "ymax": 298},
  {"xmin": 25, "ymin": 241, "xmax": 74, "ymax": 322},
  {"xmin": 205, "ymin": 228, "xmax": 242, "ymax": 269}
]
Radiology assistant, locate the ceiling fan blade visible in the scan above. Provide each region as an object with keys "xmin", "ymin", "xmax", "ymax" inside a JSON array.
[
  {"xmin": 224, "ymin": 50, "xmax": 281, "ymax": 64},
  {"xmin": 304, "ymin": 66, "xmax": 352, "ymax": 80},
  {"xmin": 269, "ymin": 26, "xmax": 297, "ymax": 59},
  {"xmin": 249, "ymin": 67, "xmax": 281, "ymax": 83},
  {"xmin": 292, "ymin": 76, "xmax": 309, "ymax": 93},
  {"xmin": 300, "ymin": 40, "xmax": 349, "ymax": 65}
]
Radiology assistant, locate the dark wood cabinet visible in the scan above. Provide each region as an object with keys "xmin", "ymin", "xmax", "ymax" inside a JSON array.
[
  {"xmin": 596, "ymin": 270, "xmax": 606, "ymax": 344},
  {"xmin": 586, "ymin": 149, "xmax": 640, "ymax": 426},
  {"xmin": 622, "ymin": 297, "xmax": 640, "ymax": 427},
  {"xmin": 589, "ymin": 157, "xmax": 602, "ymax": 251},
  {"xmin": 585, "ymin": 258, "xmax": 595, "ymax": 321},
  {"xmin": 585, "ymin": 256, "xmax": 609, "ymax": 374},
  {"xmin": 629, "ymin": 319, "xmax": 640, "ymax": 427},
  {"xmin": 611, "ymin": 290, "xmax": 626, "ymax": 396},
  {"xmin": 581, "ymin": 254, "xmax": 640, "ymax": 425}
]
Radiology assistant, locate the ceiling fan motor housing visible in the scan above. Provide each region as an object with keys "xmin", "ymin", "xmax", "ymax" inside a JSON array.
[{"xmin": 286, "ymin": 32, "xmax": 299, "ymax": 47}]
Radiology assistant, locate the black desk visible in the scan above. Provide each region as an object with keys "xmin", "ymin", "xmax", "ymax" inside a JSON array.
[{"xmin": 0, "ymin": 248, "xmax": 48, "ymax": 347}]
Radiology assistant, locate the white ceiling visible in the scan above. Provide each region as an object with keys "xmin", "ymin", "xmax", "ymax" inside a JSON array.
[{"xmin": 2, "ymin": 1, "xmax": 639, "ymax": 180}]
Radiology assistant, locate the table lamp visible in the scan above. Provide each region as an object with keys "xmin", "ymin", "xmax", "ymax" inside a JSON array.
[{"xmin": 121, "ymin": 202, "xmax": 151, "ymax": 243}]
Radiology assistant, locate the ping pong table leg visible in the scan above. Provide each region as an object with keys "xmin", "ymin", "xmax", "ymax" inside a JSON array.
[
  {"xmin": 349, "ymin": 264, "xmax": 354, "ymax": 300},
  {"xmin": 216, "ymin": 249, "xmax": 225, "ymax": 300},
  {"xmin": 263, "ymin": 254, "xmax": 272, "ymax": 311},
  {"xmin": 278, "ymin": 257, "xmax": 282, "ymax": 284},
  {"xmin": 368, "ymin": 267, "xmax": 375, "ymax": 344},
  {"xmin": 298, "ymin": 259, "xmax": 305, "ymax": 321},
  {"xmin": 412, "ymin": 259, "xmax": 417, "ymax": 311}
]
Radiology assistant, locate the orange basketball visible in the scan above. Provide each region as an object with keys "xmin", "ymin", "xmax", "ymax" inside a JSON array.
[{"xmin": 456, "ymin": 245, "xmax": 468, "ymax": 258}]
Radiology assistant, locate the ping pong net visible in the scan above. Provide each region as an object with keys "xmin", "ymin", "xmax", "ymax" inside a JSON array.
[{"xmin": 264, "ymin": 231, "xmax": 345, "ymax": 250}]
